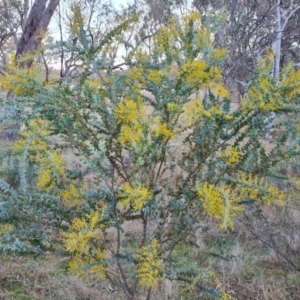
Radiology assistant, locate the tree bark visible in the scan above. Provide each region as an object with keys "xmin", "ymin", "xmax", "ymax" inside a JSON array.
[
  {"xmin": 272, "ymin": 0, "xmax": 300, "ymax": 79},
  {"xmin": 273, "ymin": 1, "xmax": 282, "ymax": 79},
  {"xmin": 16, "ymin": 0, "xmax": 60, "ymax": 68}
]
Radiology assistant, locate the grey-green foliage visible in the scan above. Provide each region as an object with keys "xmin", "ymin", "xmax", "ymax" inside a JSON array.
[{"xmin": 0, "ymin": 119, "xmax": 76, "ymax": 254}]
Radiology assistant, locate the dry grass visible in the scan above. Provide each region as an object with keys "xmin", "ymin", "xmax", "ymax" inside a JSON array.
[
  {"xmin": 0, "ymin": 224, "xmax": 299, "ymax": 300},
  {"xmin": 0, "ymin": 253, "xmax": 188, "ymax": 300},
  {"xmin": 190, "ymin": 215, "xmax": 300, "ymax": 300},
  {"xmin": 0, "ymin": 253, "xmax": 126, "ymax": 300}
]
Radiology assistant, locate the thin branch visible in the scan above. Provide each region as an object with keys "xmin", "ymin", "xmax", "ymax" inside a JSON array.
[
  {"xmin": 146, "ymin": 288, "xmax": 152, "ymax": 300},
  {"xmin": 116, "ymin": 225, "xmax": 134, "ymax": 299},
  {"xmin": 282, "ymin": 4, "xmax": 300, "ymax": 31}
]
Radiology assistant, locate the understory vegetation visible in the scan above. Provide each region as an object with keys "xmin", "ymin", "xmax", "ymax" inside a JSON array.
[{"xmin": 0, "ymin": 2, "xmax": 300, "ymax": 299}]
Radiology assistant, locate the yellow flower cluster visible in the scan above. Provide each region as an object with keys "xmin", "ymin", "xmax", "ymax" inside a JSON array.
[
  {"xmin": 196, "ymin": 26, "xmax": 211, "ymax": 46},
  {"xmin": 197, "ymin": 182, "xmax": 242, "ymax": 229},
  {"xmin": 182, "ymin": 96, "xmax": 204, "ymax": 126},
  {"xmin": 182, "ymin": 95, "xmax": 231, "ymax": 127},
  {"xmin": 166, "ymin": 102, "xmax": 180, "ymax": 113},
  {"xmin": 65, "ymin": 210, "xmax": 106, "ymax": 277},
  {"xmin": 156, "ymin": 26, "xmax": 172, "ymax": 53},
  {"xmin": 137, "ymin": 239, "xmax": 162, "ymax": 289},
  {"xmin": 182, "ymin": 12, "xmax": 212, "ymax": 56},
  {"xmin": 9, "ymin": 118, "xmax": 65, "ymax": 192},
  {"xmin": 23, "ymin": 119, "xmax": 52, "ymax": 138},
  {"xmin": 246, "ymin": 77, "xmax": 281, "ymax": 112},
  {"xmin": 12, "ymin": 138, "xmax": 48, "ymax": 154},
  {"xmin": 198, "ymin": 173, "xmax": 286, "ymax": 229},
  {"xmin": 68, "ymin": 2, "xmax": 85, "ymax": 35},
  {"xmin": 202, "ymin": 105, "xmax": 222, "ymax": 119},
  {"xmin": 37, "ymin": 151, "xmax": 65, "ymax": 191},
  {"xmin": 118, "ymin": 124, "xmax": 144, "ymax": 146},
  {"xmin": 242, "ymin": 55, "xmax": 300, "ymax": 113},
  {"xmin": 151, "ymin": 120, "xmax": 173, "ymax": 141},
  {"xmin": 114, "ymin": 96, "xmax": 176, "ymax": 147},
  {"xmin": 115, "ymin": 99, "xmax": 144, "ymax": 124},
  {"xmin": 37, "ymin": 167, "xmax": 53, "ymax": 191},
  {"xmin": 59, "ymin": 183, "xmax": 85, "ymax": 207},
  {"xmin": 11, "ymin": 119, "xmax": 51, "ymax": 153},
  {"xmin": 148, "ymin": 70, "xmax": 164, "ymax": 84},
  {"xmin": 236, "ymin": 173, "xmax": 286, "ymax": 206},
  {"xmin": 221, "ymin": 146, "xmax": 242, "ymax": 165},
  {"xmin": 181, "ymin": 60, "xmax": 209, "ymax": 88},
  {"xmin": 211, "ymin": 48, "xmax": 228, "ymax": 61},
  {"xmin": 0, "ymin": 223, "xmax": 14, "ymax": 235},
  {"xmin": 126, "ymin": 66, "xmax": 146, "ymax": 90},
  {"xmin": 209, "ymin": 80, "xmax": 230, "ymax": 98},
  {"xmin": 115, "ymin": 98, "xmax": 146, "ymax": 147},
  {"xmin": 180, "ymin": 59, "xmax": 229, "ymax": 98},
  {"xmin": 118, "ymin": 182, "xmax": 151, "ymax": 210},
  {"xmin": 182, "ymin": 268, "xmax": 234, "ymax": 298},
  {"xmin": 0, "ymin": 54, "xmax": 43, "ymax": 95},
  {"xmin": 279, "ymin": 66, "xmax": 300, "ymax": 102},
  {"xmin": 182, "ymin": 11, "xmax": 202, "ymax": 25}
]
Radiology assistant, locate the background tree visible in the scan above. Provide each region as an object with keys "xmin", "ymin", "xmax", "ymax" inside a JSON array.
[
  {"xmin": 16, "ymin": 0, "xmax": 60, "ymax": 68},
  {"xmin": 54, "ymin": 0, "xmax": 135, "ymax": 79},
  {"xmin": 0, "ymin": 0, "xmax": 30, "ymax": 73},
  {"xmin": 0, "ymin": 0, "xmax": 60, "ymax": 70},
  {"xmin": 192, "ymin": 0, "xmax": 300, "ymax": 97}
]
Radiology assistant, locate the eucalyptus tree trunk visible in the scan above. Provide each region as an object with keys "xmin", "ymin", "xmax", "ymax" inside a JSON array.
[
  {"xmin": 16, "ymin": 0, "xmax": 60, "ymax": 68},
  {"xmin": 4, "ymin": 0, "xmax": 60, "ymax": 139},
  {"xmin": 273, "ymin": 1, "xmax": 282, "ymax": 79},
  {"xmin": 272, "ymin": 0, "xmax": 300, "ymax": 79},
  {"xmin": 265, "ymin": 0, "xmax": 300, "ymax": 139}
]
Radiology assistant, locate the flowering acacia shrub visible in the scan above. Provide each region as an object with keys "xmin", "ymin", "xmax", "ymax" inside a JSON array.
[{"xmin": 1, "ymin": 12, "xmax": 300, "ymax": 299}]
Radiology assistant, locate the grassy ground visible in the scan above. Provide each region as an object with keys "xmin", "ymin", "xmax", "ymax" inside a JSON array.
[
  {"xmin": 0, "ymin": 253, "xmax": 114, "ymax": 300},
  {"xmin": 0, "ymin": 233, "xmax": 299, "ymax": 300},
  {"xmin": 197, "ymin": 228, "xmax": 300, "ymax": 300}
]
